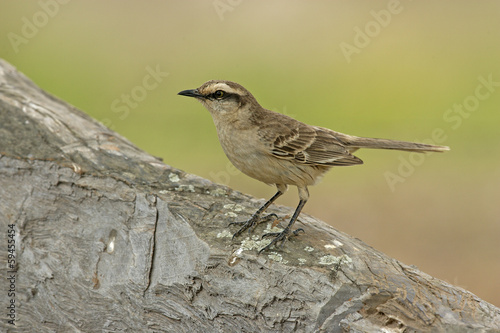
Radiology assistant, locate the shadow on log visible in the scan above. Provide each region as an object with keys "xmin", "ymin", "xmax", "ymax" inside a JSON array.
[{"xmin": 1, "ymin": 58, "xmax": 499, "ymax": 332}]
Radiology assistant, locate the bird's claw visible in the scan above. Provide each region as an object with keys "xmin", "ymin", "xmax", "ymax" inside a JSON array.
[
  {"xmin": 258, "ymin": 227, "xmax": 305, "ymax": 254},
  {"xmin": 292, "ymin": 228, "xmax": 305, "ymax": 236},
  {"xmin": 229, "ymin": 213, "xmax": 278, "ymax": 239}
]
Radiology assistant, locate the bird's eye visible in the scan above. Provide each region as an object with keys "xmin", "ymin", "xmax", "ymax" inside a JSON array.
[{"xmin": 213, "ymin": 90, "xmax": 225, "ymax": 99}]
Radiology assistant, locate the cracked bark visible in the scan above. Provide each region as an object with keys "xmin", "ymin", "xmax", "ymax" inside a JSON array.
[
  {"xmin": 0, "ymin": 58, "xmax": 499, "ymax": 333},
  {"xmin": 146, "ymin": 196, "xmax": 159, "ymax": 292}
]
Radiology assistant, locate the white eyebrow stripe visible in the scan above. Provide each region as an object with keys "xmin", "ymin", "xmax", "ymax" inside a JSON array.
[{"xmin": 212, "ymin": 83, "xmax": 238, "ymax": 94}]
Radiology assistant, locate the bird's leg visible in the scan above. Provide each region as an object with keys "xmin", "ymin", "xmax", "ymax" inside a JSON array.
[
  {"xmin": 230, "ymin": 184, "xmax": 287, "ymax": 239},
  {"xmin": 259, "ymin": 186, "xmax": 309, "ymax": 253}
]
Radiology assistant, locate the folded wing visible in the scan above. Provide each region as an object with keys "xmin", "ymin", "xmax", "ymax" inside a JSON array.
[{"xmin": 259, "ymin": 118, "xmax": 363, "ymax": 167}]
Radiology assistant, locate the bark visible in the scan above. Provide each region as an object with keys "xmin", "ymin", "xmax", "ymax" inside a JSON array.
[{"xmin": 0, "ymin": 58, "xmax": 499, "ymax": 333}]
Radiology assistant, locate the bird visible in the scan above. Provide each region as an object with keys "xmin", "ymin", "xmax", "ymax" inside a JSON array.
[{"xmin": 178, "ymin": 80, "xmax": 449, "ymax": 253}]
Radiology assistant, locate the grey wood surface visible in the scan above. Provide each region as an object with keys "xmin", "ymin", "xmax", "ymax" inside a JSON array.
[{"xmin": 1, "ymin": 59, "xmax": 499, "ymax": 332}]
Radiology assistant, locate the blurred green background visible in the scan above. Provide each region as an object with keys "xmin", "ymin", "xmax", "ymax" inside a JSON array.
[{"xmin": 1, "ymin": 1, "xmax": 499, "ymax": 306}]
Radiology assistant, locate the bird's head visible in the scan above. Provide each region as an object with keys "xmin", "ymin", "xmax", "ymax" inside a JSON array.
[{"xmin": 178, "ymin": 80, "xmax": 259, "ymax": 116}]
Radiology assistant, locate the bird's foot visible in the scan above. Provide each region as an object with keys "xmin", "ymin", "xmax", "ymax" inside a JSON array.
[
  {"xmin": 258, "ymin": 228, "xmax": 305, "ymax": 254},
  {"xmin": 229, "ymin": 213, "xmax": 278, "ymax": 239}
]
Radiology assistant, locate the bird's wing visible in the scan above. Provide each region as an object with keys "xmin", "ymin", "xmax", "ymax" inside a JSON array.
[{"xmin": 258, "ymin": 115, "xmax": 363, "ymax": 166}]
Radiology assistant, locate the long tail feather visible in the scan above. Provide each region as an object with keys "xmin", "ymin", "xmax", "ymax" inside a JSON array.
[{"xmin": 334, "ymin": 132, "xmax": 450, "ymax": 153}]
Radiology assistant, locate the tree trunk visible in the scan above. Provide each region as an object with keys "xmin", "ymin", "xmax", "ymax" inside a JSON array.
[{"xmin": 0, "ymin": 58, "xmax": 499, "ymax": 332}]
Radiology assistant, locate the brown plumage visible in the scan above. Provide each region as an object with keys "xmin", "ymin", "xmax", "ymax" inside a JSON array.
[{"xmin": 178, "ymin": 80, "xmax": 449, "ymax": 253}]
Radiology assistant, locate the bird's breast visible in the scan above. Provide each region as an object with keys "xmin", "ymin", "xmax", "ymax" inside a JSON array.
[{"xmin": 213, "ymin": 120, "xmax": 329, "ymax": 186}]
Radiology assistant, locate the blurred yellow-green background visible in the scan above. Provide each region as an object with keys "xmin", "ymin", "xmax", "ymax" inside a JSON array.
[{"xmin": 1, "ymin": 1, "xmax": 499, "ymax": 306}]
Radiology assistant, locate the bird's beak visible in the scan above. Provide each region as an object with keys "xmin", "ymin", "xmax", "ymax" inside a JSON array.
[{"xmin": 178, "ymin": 89, "xmax": 205, "ymax": 99}]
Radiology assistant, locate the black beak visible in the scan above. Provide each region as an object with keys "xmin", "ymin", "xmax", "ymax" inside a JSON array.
[{"xmin": 178, "ymin": 89, "xmax": 204, "ymax": 99}]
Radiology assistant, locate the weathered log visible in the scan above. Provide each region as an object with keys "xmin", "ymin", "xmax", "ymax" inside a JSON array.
[{"xmin": 0, "ymin": 58, "xmax": 499, "ymax": 332}]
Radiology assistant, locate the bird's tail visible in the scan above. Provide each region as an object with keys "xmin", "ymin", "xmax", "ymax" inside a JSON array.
[{"xmin": 335, "ymin": 132, "xmax": 450, "ymax": 153}]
